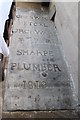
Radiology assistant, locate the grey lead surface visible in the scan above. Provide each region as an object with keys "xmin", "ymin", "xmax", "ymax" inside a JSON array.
[{"xmin": 3, "ymin": 8, "xmax": 78, "ymax": 111}]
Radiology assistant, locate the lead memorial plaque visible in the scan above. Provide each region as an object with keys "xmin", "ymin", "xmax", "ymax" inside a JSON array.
[{"xmin": 3, "ymin": 8, "xmax": 77, "ymax": 111}]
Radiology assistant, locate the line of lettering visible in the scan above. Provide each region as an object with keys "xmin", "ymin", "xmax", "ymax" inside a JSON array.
[
  {"xmin": 10, "ymin": 63, "xmax": 61, "ymax": 72},
  {"xmin": 12, "ymin": 29, "xmax": 30, "ymax": 34},
  {"xmin": 14, "ymin": 81, "xmax": 46, "ymax": 89},
  {"xmin": 12, "ymin": 29, "xmax": 44, "ymax": 35},
  {"xmin": 17, "ymin": 50, "xmax": 54, "ymax": 56},
  {"xmin": 29, "ymin": 22, "xmax": 48, "ymax": 27},
  {"xmin": 16, "ymin": 15, "xmax": 48, "ymax": 20}
]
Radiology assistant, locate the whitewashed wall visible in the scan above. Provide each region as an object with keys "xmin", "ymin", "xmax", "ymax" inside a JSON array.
[{"xmin": 49, "ymin": 2, "xmax": 78, "ymax": 94}]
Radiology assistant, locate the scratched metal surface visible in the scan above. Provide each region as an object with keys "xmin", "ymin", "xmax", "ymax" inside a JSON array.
[{"xmin": 3, "ymin": 8, "xmax": 78, "ymax": 111}]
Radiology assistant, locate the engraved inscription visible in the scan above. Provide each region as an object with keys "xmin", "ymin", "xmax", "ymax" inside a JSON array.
[
  {"xmin": 14, "ymin": 80, "xmax": 46, "ymax": 89},
  {"xmin": 12, "ymin": 29, "xmax": 44, "ymax": 35},
  {"xmin": 29, "ymin": 22, "xmax": 48, "ymax": 27},
  {"xmin": 12, "ymin": 29, "xmax": 30, "ymax": 34},
  {"xmin": 10, "ymin": 63, "xmax": 61, "ymax": 72},
  {"xmin": 34, "ymin": 30, "xmax": 44, "ymax": 35},
  {"xmin": 17, "ymin": 50, "xmax": 54, "ymax": 56},
  {"xmin": 3, "ymin": 9, "xmax": 76, "ymax": 111},
  {"xmin": 16, "ymin": 14, "xmax": 48, "ymax": 20}
]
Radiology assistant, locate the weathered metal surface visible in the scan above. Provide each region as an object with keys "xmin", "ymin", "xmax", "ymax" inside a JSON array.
[{"xmin": 3, "ymin": 8, "xmax": 77, "ymax": 111}]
